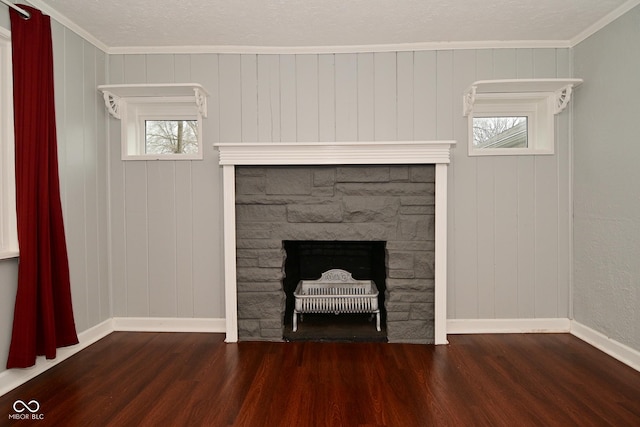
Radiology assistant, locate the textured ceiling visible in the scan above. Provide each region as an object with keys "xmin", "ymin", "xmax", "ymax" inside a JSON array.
[{"xmin": 34, "ymin": 0, "xmax": 631, "ymax": 49}]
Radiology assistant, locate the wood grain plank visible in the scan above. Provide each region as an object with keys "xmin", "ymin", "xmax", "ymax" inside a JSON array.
[{"xmin": 2, "ymin": 333, "xmax": 639, "ymax": 426}]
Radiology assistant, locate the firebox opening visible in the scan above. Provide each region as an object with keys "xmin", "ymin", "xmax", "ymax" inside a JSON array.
[{"xmin": 282, "ymin": 240, "xmax": 387, "ymax": 342}]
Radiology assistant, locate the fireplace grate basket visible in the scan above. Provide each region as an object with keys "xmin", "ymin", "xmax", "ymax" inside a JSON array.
[{"xmin": 292, "ymin": 269, "xmax": 380, "ymax": 332}]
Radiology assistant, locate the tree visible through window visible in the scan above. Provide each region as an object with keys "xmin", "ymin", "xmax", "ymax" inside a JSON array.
[
  {"xmin": 145, "ymin": 120, "xmax": 198, "ymax": 155},
  {"xmin": 472, "ymin": 116, "xmax": 527, "ymax": 149}
]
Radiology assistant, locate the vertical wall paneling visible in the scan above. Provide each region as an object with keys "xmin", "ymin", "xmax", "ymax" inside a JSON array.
[
  {"xmin": 241, "ymin": 55, "xmax": 258, "ymax": 142},
  {"xmin": 146, "ymin": 160, "xmax": 177, "ymax": 316},
  {"xmin": 257, "ymin": 55, "xmax": 280, "ymax": 142},
  {"xmin": 450, "ymin": 50, "xmax": 477, "ymax": 318},
  {"xmin": 556, "ymin": 49, "xmax": 572, "ymax": 318},
  {"xmin": 123, "ymin": 162, "xmax": 149, "ymax": 316},
  {"xmin": 373, "ymin": 52, "xmax": 397, "ymax": 140},
  {"xmin": 413, "ymin": 51, "xmax": 437, "ymax": 140},
  {"xmin": 335, "ymin": 54, "xmax": 358, "ymax": 141},
  {"xmin": 533, "ymin": 50, "xmax": 560, "ymax": 318},
  {"xmin": 49, "ymin": 22, "xmax": 110, "ymax": 332},
  {"xmin": 219, "ymin": 54, "xmax": 242, "ymax": 142},
  {"xmin": 397, "ymin": 52, "xmax": 414, "ymax": 140},
  {"xmin": 474, "ymin": 49, "xmax": 496, "ymax": 318},
  {"xmin": 356, "ymin": 53, "xmax": 375, "ymax": 140},
  {"xmin": 295, "ymin": 55, "xmax": 319, "ymax": 142},
  {"xmin": 318, "ymin": 54, "xmax": 336, "ymax": 142},
  {"xmin": 174, "ymin": 54, "xmax": 191, "ymax": 83},
  {"xmin": 123, "ymin": 54, "xmax": 147, "ymax": 83},
  {"xmin": 122, "ymin": 55, "xmax": 149, "ymax": 316},
  {"xmin": 492, "ymin": 49, "xmax": 519, "ymax": 318},
  {"xmin": 145, "ymin": 54, "xmax": 178, "ymax": 317},
  {"xmin": 108, "ymin": 54, "xmax": 128, "ymax": 316},
  {"xmin": 190, "ymin": 54, "xmax": 223, "ymax": 317},
  {"xmin": 516, "ymin": 49, "xmax": 534, "ymax": 79},
  {"xmin": 95, "ymin": 50, "xmax": 110, "ymax": 320},
  {"xmin": 82, "ymin": 41, "xmax": 100, "ymax": 326},
  {"xmin": 64, "ymin": 30, "xmax": 89, "ymax": 330},
  {"xmin": 279, "ymin": 55, "xmax": 297, "ymax": 141},
  {"xmin": 515, "ymin": 49, "xmax": 536, "ymax": 317},
  {"xmin": 146, "ymin": 54, "xmax": 174, "ymax": 83}
]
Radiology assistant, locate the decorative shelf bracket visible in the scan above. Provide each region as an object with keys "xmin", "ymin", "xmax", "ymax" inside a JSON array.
[
  {"xmin": 194, "ymin": 87, "xmax": 208, "ymax": 118},
  {"xmin": 463, "ymin": 85, "xmax": 477, "ymax": 116},
  {"xmin": 102, "ymin": 90, "xmax": 121, "ymax": 119},
  {"xmin": 554, "ymin": 85, "xmax": 574, "ymax": 114}
]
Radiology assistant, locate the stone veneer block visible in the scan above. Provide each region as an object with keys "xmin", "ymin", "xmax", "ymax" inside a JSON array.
[
  {"xmin": 410, "ymin": 165, "xmax": 436, "ymax": 182},
  {"xmin": 342, "ymin": 197, "xmax": 400, "ymax": 222},
  {"xmin": 236, "ymin": 205, "xmax": 287, "ymax": 222},
  {"xmin": 313, "ymin": 168, "xmax": 336, "ymax": 186},
  {"xmin": 336, "ymin": 182, "xmax": 433, "ymax": 196},
  {"xmin": 389, "ymin": 166, "xmax": 410, "ymax": 182},
  {"xmin": 287, "ymin": 204, "xmax": 343, "ymax": 223},
  {"xmin": 337, "ymin": 166, "xmax": 390, "ymax": 182},
  {"xmin": 266, "ymin": 168, "xmax": 312, "ymax": 195}
]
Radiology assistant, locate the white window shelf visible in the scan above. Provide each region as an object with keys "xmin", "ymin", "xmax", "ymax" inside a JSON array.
[
  {"xmin": 98, "ymin": 83, "xmax": 209, "ymax": 160},
  {"xmin": 463, "ymin": 78, "xmax": 583, "ymax": 156}
]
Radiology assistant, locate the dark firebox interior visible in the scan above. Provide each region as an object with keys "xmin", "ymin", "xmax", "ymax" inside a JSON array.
[{"xmin": 282, "ymin": 240, "xmax": 387, "ymax": 341}]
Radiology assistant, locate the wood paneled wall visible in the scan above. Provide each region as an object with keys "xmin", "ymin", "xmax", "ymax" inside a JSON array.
[
  {"xmin": 52, "ymin": 22, "xmax": 110, "ymax": 332},
  {"xmin": 107, "ymin": 48, "xmax": 572, "ymax": 320}
]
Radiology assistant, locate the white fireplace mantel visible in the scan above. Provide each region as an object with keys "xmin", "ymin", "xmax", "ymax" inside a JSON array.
[{"xmin": 214, "ymin": 140, "xmax": 456, "ymax": 344}]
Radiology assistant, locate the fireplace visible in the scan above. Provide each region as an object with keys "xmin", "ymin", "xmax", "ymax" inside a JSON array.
[
  {"xmin": 282, "ymin": 240, "xmax": 387, "ymax": 339},
  {"xmin": 215, "ymin": 141, "xmax": 455, "ymax": 345}
]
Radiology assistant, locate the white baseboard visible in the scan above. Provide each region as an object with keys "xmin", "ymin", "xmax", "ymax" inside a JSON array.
[
  {"xmin": 112, "ymin": 317, "xmax": 226, "ymax": 333},
  {"xmin": 0, "ymin": 318, "xmax": 113, "ymax": 397},
  {"xmin": 570, "ymin": 320, "xmax": 640, "ymax": 372},
  {"xmin": 446, "ymin": 318, "xmax": 571, "ymax": 334}
]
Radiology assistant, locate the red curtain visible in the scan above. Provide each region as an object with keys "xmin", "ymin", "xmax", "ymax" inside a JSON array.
[{"xmin": 7, "ymin": 5, "xmax": 78, "ymax": 369}]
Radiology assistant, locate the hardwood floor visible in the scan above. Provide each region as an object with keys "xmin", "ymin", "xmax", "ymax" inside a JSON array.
[{"xmin": 1, "ymin": 332, "xmax": 639, "ymax": 426}]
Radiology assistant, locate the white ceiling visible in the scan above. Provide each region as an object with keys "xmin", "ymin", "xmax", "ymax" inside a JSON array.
[{"xmin": 31, "ymin": 0, "xmax": 635, "ymax": 52}]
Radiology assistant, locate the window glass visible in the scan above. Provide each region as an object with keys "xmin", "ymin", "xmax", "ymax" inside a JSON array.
[
  {"xmin": 145, "ymin": 120, "xmax": 198, "ymax": 155},
  {"xmin": 472, "ymin": 116, "xmax": 527, "ymax": 149}
]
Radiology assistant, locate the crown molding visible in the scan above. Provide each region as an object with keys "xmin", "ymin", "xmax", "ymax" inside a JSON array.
[
  {"xmin": 570, "ymin": 0, "xmax": 640, "ymax": 47},
  {"xmin": 106, "ymin": 39, "xmax": 571, "ymax": 55},
  {"xmin": 26, "ymin": 0, "xmax": 108, "ymax": 53}
]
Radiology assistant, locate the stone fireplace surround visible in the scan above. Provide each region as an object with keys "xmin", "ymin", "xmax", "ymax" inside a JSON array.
[{"xmin": 215, "ymin": 141, "xmax": 455, "ymax": 345}]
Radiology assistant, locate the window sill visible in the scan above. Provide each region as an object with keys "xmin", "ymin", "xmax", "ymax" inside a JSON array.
[{"xmin": 0, "ymin": 250, "xmax": 19, "ymax": 260}]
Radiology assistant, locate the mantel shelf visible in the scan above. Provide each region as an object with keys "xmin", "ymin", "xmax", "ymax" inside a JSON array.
[{"xmin": 214, "ymin": 141, "xmax": 456, "ymax": 166}]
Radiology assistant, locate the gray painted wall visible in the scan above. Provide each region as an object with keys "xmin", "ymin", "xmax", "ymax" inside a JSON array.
[
  {"xmin": 573, "ymin": 5, "xmax": 640, "ymax": 351},
  {"xmin": 107, "ymin": 48, "xmax": 573, "ymax": 321},
  {"xmin": 0, "ymin": 11, "xmax": 110, "ymax": 376}
]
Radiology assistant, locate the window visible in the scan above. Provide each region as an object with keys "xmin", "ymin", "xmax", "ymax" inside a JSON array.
[
  {"xmin": 463, "ymin": 79, "xmax": 583, "ymax": 156},
  {"xmin": 0, "ymin": 28, "xmax": 18, "ymax": 258},
  {"xmin": 145, "ymin": 120, "xmax": 198, "ymax": 155},
  {"xmin": 472, "ymin": 116, "xmax": 527, "ymax": 149},
  {"xmin": 98, "ymin": 84, "xmax": 208, "ymax": 160}
]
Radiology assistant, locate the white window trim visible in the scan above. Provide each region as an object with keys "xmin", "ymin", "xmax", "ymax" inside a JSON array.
[
  {"xmin": 98, "ymin": 83, "xmax": 208, "ymax": 161},
  {"xmin": 123, "ymin": 97, "xmax": 202, "ymax": 160},
  {"xmin": 468, "ymin": 93, "xmax": 551, "ymax": 156},
  {"xmin": 463, "ymin": 78, "xmax": 583, "ymax": 157},
  {"xmin": 0, "ymin": 28, "xmax": 18, "ymax": 259}
]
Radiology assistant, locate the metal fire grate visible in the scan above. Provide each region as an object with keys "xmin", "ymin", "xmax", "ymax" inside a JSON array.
[{"xmin": 292, "ymin": 269, "xmax": 380, "ymax": 332}]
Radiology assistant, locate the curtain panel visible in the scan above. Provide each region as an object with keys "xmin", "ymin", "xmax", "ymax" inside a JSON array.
[{"xmin": 7, "ymin": 5, "xmax": 78, "ymax": 369}]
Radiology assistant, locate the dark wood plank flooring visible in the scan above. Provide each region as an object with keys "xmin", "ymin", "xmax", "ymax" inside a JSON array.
[{"xmin": 1, "ymin": 332, "xmax": 639, "ymax": 426}]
